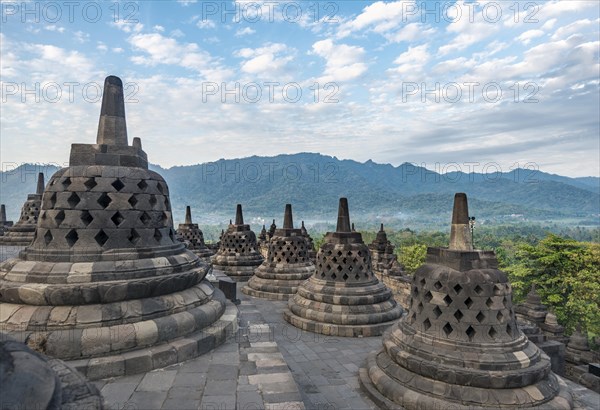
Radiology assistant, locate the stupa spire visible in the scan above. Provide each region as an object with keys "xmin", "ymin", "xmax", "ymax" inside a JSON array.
[
  {"xmin": 449, "ymin": 193, "xmax": 472, "ymax": 251},
  {"xmin": 185, "ymin": 206, "xmax": 192, "ymax": 224},
  {"xmin": 36, "ymin": 173, "xmax": 45, "ymax": 195},
  {"xmin": 0, "ymin": 205, "xmax": 6, "ymax": 222},
  {"xmin": 96, "ymin": 75, "xmax": 128, "ymax": 146},
  {"xmin": 235, "ymin": 204, "xmax": 244, "ymax": 225},
  {"xmin": 336, "ymin": 198, "xmax": 351, "ymax": 233},
  {"xmin": 283, "ymin": 204, "xmax": 294, "ymax": 229}
]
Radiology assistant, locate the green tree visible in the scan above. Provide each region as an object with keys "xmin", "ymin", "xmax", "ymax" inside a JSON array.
[
  {"xmin": 398, "ymin": 244, "xmax": 428, "ymax": 275},
  {"xmin": 504, "ymin": 234, "xmax": 600, "ymax": 335}
]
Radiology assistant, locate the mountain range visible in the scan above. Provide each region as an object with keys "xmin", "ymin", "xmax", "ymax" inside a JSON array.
[{"xmin": 1, "ymin": 153, "xmax": 598, "ymax": 228}]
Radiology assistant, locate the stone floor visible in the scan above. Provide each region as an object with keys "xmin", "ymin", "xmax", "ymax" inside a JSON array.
[{"xmin": 1, "ymin": 245, "xmax": 599, "ymax": 409}]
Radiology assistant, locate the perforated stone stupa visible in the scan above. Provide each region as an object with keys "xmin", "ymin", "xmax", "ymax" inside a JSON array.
[
  {"xmin": 211, "ymin": 204, "xmax": 263, "ymax": 281},
  {"xmin": 284, "ymin": 198, "xmax": 403, "ymax": 337},
  {"xmin": 0, "ymin": 75, "xmax": 235, "ymax": 380},
  {"xmin": 0, "ymin": 173, "xmax": 45, "ymax": 246},
  {"xmin": 300, "ymin": 220, "xmax": 317, "ymax": 262},
  {"xmin": 0, "ymin": 204, "xmax": 14, "ymax": 236},
  {"xmin": 359, "ymin": 193, "xmax": 573, "ymax": 409},
  {"xmin": 369, "ymin": 223, "xmax": 404, "ymax": 277},
  {"xmin": 176, "ymin": 206, "xmax": 214, "ymax": 262},
  {"xmin": 242, "ymin": 204, "xmax": 315, "ymax": 300}
]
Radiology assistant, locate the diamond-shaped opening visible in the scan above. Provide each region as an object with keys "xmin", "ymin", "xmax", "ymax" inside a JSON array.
[
  {"xmin": 454, "ymin": 283, "xmax": 463, "ymax": 294},
  {"xmin": 443, "ymin": 322, "xmax": 453, "ymax": 336},
  {"xmin": 348, "ymin": 265, "xmax": 354, "ymax": 272},
  {"xmin": 140, "ymin": 212, "xmax": 151, "ymax": 225},
  {"xmin": 157, "ymin": 182, "xmax": 165, "ymax": 194},
  {"xmin": 506, "ymin": 323, "xmax": 513, "ymax": 337},
  {"xmin": 128, "ymin": 228, "xmax": 140, "ymax": 244},
  {"xmin": 94, "ymin": 229, "xmax": 109, "ymax": 247},
  {"xmin": 464, "ymin": 297, "xmax": 473, "ymax": 308},
  {"xmin": 65, "ymin": 229, "xmax": 78, "ymax": 247},
  {"xmin": 154, "ymin": 228, "xmax": 162, "ymax": 242},
  {"xmin": 486, "ymin": 297, "xmax": 493, "ymax": 308},
  {"xmin": 502, "ymin": 296, "xmax": 508, "ymax": 307},
  {"xmin": 496, "ymin": 311, "xmax": 504, "ymax": 322},
  {"xmin": 49, "ymin": 192, "xmax": 57, "ymax": 208},
  {"xmin": 434, "ymin": 281, "xmax": 442, "ymax": 290},
  {"xmin": 137, "ymin": 180, "xmax": 148, "ymax": 191},
  {"xmin": 423, "ymin": 318, "xmax": 431, "ymax": 331},
  {"xmin": 466, "ymin": 325, "xmax": 476, "ymax": 340},
  {"xmin": 97, "ymin": 193, "xmax": 112, "ymax": 209},
  {"xmin": 161, "ymin": 212, "xmax": 169, "ymax": 224},
  {"xmin": 433, "ymin": 306, "xmax": 442, "ymax": 318},
  {"xmin": 424, "ymin": 291, "xmax": 433, "ymax": 303},
  {"xmin": 420, "ymin": 278, "xmax": 426, "ymax": 287},
  {"xmin": 111, "ymin": 179, "xmax": 125, "ymax": 192},
  {"xmin": 67, "ymin": 192, "xmax": 80, "ymax": 208},
  {"xmin": 413, "ymin": 286, "xmax": 419, "ymax": 296},
  {"xmin": 331, "ymin": 272, "xmax": 337, "ymax": 280},
  {"xmin": 336, "ymin": 265, "xmax": 343, "ymax": 272},
  {"xmin": 44, "ymin": 230, "xmax": 53, "ymax": 245},
  {"xmin": 444, "ymin": 295, "xmax": 453, "ymax": 306},
  {"xmin": 84, "ymin": 178, "xmax": 97, "ymax": 191},
  {"xmin": 79, "ymin": 210, "xmax": 93, "ymax": 226},
  {"xmin": 489, "ymin": 327, "xmax": 498, "ymax": 339},
  {"xmin": 494, "ymin": 284, "xmax": 503, "ymax": 295},
  {"xmin": 417, "ymin": 302, "xmax": 424, "ymax": 313},
  {"xmin": 111, "ymin": 211, "xmax": 125, "ymax": 227},
  {"xmin": 149, "ymin": 195, "xmax": 158, "ymax": 208},
  {"xmin": 454, "ymin": 310, "xmax": 464, "ymax": 321},
  {"xmin": 476, "ymin": 311, "xmax": 485, "ymax": 323},
  {"xmin": 128, "ymin": 195, "xmax": 138, "ymax": 208},
  {"xmin": 354, "ymin": 273, "xmax": 360, "ymax": 280},
  {"xmin": 474, "ymin": 285, "xmax": 483, "ymax": 295},
  {"xmin": 62, "ymin": 177, "xmax": 71, "ymax": 189},
  {"xmin": 342, "ymin": 273, "xmax": 349, "ymax": 281},
  {"xmin": 54, "ymin": 210, "xmax": 65, "ymax": 226},
  {"xmin": 409, "ymin": 313, "xmax": 416, "ymax": 324}
]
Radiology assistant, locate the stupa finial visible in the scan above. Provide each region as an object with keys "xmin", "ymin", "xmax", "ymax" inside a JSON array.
[
  {"xmin": 449, "ymin": 193, "xmax": 473, "ymax": 251},
  {"xmin": 283, "ymin": 204, "xmax": 294, "ymax": 229},
  {"xmin": 235, "ymin": 204, "xmax": 244, "ymax": 225},
  {"xmin": 336, "ymin": 198, "xmax": 351, "ymax": 233},
  {"xmin": 36, "ymin": 173, "xmax": 45, "ymax": 195},
  {"xmin": 185, "ymin": 206, "xmax": 192, "ymax": 224},
  {"xmin": 0, "ymin": 204, "xmax": 6, "ymax": 222},
  {"xmin": 96, "ymin": 75, "xmax": 128, "ymax": 146}
]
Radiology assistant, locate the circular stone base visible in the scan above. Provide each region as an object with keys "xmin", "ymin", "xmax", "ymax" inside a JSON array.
[
  {"xmin": 241, "ymin": 286, "xmax": 291, "ymax": 301},
  {"xmin": 283, "ymin": 308, "xmax": 397, "ymax": 337},
  {"xmin": 212, "ymin": 266, "xmax": 257, "ymax": 282},
  {"xmin": 359, "ymin": 350, "xmax": 574, "ymax": 410},
  {"xmin": 66, "ymin": 295, "xmax": 238, "ymax": 380}
]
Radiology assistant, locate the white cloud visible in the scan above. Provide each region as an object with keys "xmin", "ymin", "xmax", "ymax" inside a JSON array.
[
  {"xmin": 387, "ymin": 22, "xmax": 436, "ymax": 43},
  {"xmin": 235, "ymin": 27, "xmax": 256, "ymax": 36},
  {"xmin": 312, "ymin": 39, "xmax": 367, "ymax": 82},
  {"xmin": 171, "ymin": 29, "xmax": 185, "ymax": 38},
  {"xmin": 197, "ymin": 20, "xmax": 216, "ymax": 29},
  {"xmin": 551, "ymin": 18, "xmax": 600, "ymax": 40},
  {"xmin": 235, "ymin": 43, "xmax": 294, "ymax": 75},
  {"xmin": 111, "ymin": 20, "xmax": 144, "ymax": 33},
  {"xmin": 177, "ymin": 0, "xmax": 197, "ymax": 6},
  {"xmin": 517, "ymin": 29, "xmax": 545, "ymax": 45},
  {"xmin": 97, "ymin": 42, "xmax": 108, "ymax": 52},
  {"xmin": 153, "ymin": 25, "xmax": 165, "ymax": 32},
  {"xmin": 113, "ymin": 47, "xmax": 124, "ymax": 53},
  {"xmin": 74, "ymin": 31, "xmax": 90, "ymax": 44},
  {"xmin": 336, "ymin": 1, "xmax": 411, "ymax": 39},
  {"xmin": 44, "ymin": 25, "xmax": 65, "ymax": 33}
]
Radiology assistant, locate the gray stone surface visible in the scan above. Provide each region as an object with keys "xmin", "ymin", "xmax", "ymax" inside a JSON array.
[
  {"xmin": 242, "ymin": 204, "xmax": 315, "ymax": 300},
  {"xmin": 285, "ymin": 198, "xmax": 403, "ymax": 337},
  {"xmin": 359, "ymin": 193, "xmax": 575, "ymax": 409},
  {"xmin": 176, "ymin": 206, "xmax": 214, "ymax": 262},
  {"xmin": 0, "ymin": 76, "xmax": 233, "ymax": 379}
]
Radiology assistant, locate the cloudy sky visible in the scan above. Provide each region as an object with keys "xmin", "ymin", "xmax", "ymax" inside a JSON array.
[{"xmin": 1, "ymin": 0, "xmax": 598, "ymax": 177}]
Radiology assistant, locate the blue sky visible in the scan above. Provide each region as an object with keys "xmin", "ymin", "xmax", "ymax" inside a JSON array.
[{"xmin": 1, "ymin": 0, "xmax": 599, "ymax": 176}]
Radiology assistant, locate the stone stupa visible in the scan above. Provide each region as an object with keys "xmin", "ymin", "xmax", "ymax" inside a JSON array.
[
  {"xmin": 176, "ymin": 205, "xmax": 214, "ymax": 262},
  {"xmin": 0, "ymin": 204, "xmax": 14, "ymax": 236},
  {"xmin": 300, "ymin": 220, "xmax": 317, "ymax": 262},
  {"xmin": 0, "ymin": 335, "xmax": 104, "ymax": 409},
  {"xmin": 359, "ymin": 193, "xmax": 573, "ymax": 409},
  {"xmin": 211, "ymin": 204, "xmax": 263, "ymax": 281},
  {"xmin": 284, "ymin": 198, "xmax": 403, "ymax": 337},
  {"xmin": 368, "ymin": 223, "xmax": 404, "ymax": 277},
  {"xmin": 0, "ymin": 75, "xmax": 236, "ymax": 380},
  {"xmin": 242, "ymin": 204, "xmax": 315, "ymax": 300},
  {"xmin": 0, "ymin": 172, "xmax": 45, "ymax": 246}
]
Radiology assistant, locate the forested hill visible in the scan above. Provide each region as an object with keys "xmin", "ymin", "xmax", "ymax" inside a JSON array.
[{"xmin": 1, "ymin": 153, "xmax": 598, "ymax": 225}]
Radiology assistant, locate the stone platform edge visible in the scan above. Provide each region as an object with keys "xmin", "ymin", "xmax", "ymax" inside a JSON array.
[{"xmin": 67, "ymin": 294, "xmax": 239, "ymax": 380}]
